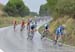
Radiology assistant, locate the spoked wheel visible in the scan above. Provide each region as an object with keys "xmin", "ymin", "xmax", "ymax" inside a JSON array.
[
  {"xmin": 27, "ymin": 30, "xmax": 34, "ymax": 40},
  {"xmin": 41, "ymin": 31, "xmax": 49, "ymax": 39},
  {"xmin": 20, "ymin": 26, "xmax": 25, "ymax": 32}
]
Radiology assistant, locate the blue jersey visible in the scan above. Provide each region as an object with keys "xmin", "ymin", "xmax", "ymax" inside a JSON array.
[
  {"xmin": 30, "ymin": 22, "xmax": 36, "ymax": 30},
  {"xmin": 56, "ymin": 26, "xmax": 64, "ymax": 35}
]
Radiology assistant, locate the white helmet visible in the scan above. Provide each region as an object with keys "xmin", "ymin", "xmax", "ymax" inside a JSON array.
[{"xmin": 44, "ymin": 23, "xmax": 48, "ymax": 27}]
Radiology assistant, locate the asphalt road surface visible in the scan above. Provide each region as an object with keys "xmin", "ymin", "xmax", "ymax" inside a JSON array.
[{"xmin": 0, "ymin": 18, "xmax": 75, "ymax": 52}]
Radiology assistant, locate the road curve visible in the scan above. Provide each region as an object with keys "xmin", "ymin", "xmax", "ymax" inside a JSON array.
[{"xmin": 0, "ymin": 18, "xmax": 75, "ymax": 52}]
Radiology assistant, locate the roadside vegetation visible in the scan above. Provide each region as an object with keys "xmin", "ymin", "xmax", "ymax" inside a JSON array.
[{"xmin": 39, "ymin": 0, "xmax": 75, "ymax": 46}]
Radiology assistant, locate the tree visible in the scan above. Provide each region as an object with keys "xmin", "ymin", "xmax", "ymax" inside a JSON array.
[
  {"xmin": 47, "ymin": 0, "xmax": 59, "ymax": 18},
  {"xmin": 56, "ymin": 0, "xmax": 75, "ymax": 18},
  {"xmin": 4, "ymin": 0, "xmax": 30, "ymax": 17},
  {"xmin": 39, "ymin": 4, "xmax": 49, "ymax": 16},
  {"xmin": 30, "ymin": 12, "xmax": 38, "ymax": 16},
  {"xmin": 47, "ymin": 0, "xmax": 75, "ymax": 19},
  {"xmin": 47, "ymin": 0, "xmax": 58, "ymax": 13}
]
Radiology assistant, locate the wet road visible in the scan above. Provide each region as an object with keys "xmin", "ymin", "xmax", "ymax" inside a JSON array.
[{"xmin": 0, "ymin": 19, "xmax": 75, "ymax": 52}]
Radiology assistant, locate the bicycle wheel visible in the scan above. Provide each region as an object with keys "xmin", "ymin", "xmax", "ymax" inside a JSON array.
[
  {"xmin": 41, "ymin": 31, "xmax": 46, "ymax": 39},
  {"xmin": 30, "ymin": 30, "xmax": 35, "ymax": 40}
]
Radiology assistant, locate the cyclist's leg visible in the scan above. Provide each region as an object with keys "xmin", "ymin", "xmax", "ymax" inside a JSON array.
[
  {"xmin": 41, "ymin": 35, "xmax": 45, "ymax": 39},
  {"xmin": 27, "ymin": 27, "xmax": 31, "ymax": 40},
  {"xmin": 58, "ymin": 32, "xmax": 64, "ymax": 42},
  {"xmin": 20, "ymin": 25, "xmax": 24, "ymax": 31},
  {"xmin": 27, "ymin": 26, "xmax": 30, "ymax": 37},
  {"xmin": 13, "ymin": 25, "xmax": 15, "ymax": 30},
  {"xmin": 27, "ymin": 25, "xmax": 29, "ymax": 30},
  {"xmin": 31, "ymin": 30, "xmax": 34, "ymax": 40},
  {"xmin": 13, "ymin": 25, "xmax": 16, "ymax": 31},
  {"xmin": 27, "ymin": 30, "xmax": 30, "ymax": 39},
  {"xmin": 27, "ymin": 25, "xmax": 30, "ymax": 31},
  {"xmin": 22, "ymin": 26, "xmax": 24, "ymax": 31},
  {"xmin": 41, "ymin": 30, "xmax": 46, "ymax": 39},
  {"xmin": 20, "ymin": 26, "xmax": 23, "ymax": 31},
  {"xmin": 58, "ymin": 32, "xmax": 64, "ymax": 46},
  {"xmin": 54, "ymin": 33, "xmax": 59, "ymax": 45},
  {"xmin": 46, "ymin": 30, "xmax": 49, "ymax": 37}
]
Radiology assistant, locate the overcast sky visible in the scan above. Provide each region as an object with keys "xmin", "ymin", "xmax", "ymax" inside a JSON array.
[{"xmin": 0, "ymin": 0, "xmax": 47, "ymax": 13}]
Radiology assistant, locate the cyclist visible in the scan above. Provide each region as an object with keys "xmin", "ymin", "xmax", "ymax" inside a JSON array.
[
  {"xmin": 20, "ymin": 18, "xmax": 25, "ymax": 31},
  {"xmin": 13, "ymin": 19, "xmax": 17, "ymax": 31},
  {"xmin": 54, "ymin": 24, "xmax": 65, "ymax": 46},
  {"xmin": 27, "ymin": 19, "xmax": 32, "ymax": 39},
  {"xmin": 41, "ymin": 23, "xmax": 49, "ymax": 39},
  {"xmin": 27, "ymin": 22, "xmax": 36, "ymax": 40}
]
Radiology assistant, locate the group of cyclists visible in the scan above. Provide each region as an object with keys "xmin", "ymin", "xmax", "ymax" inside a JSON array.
[
  {"xmin": 13, "ymin": 17, "xmax": 66, "ymax": 46},
  {"xmin": 13, "ymin": 18, "xmax": 26, "ymax": 32},
  {"xmin": 13, "ymin": 18, "xmax": 38, "ymax": 40}
]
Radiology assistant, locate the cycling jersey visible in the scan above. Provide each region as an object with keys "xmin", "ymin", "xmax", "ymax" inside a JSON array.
[
  {"xmin": 56, "ymin": 26, "xmax": 64, "ymax": 35},
  {"xmin": 31, "ymin": 25, "xmax": 35, "ymax": 30}
]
